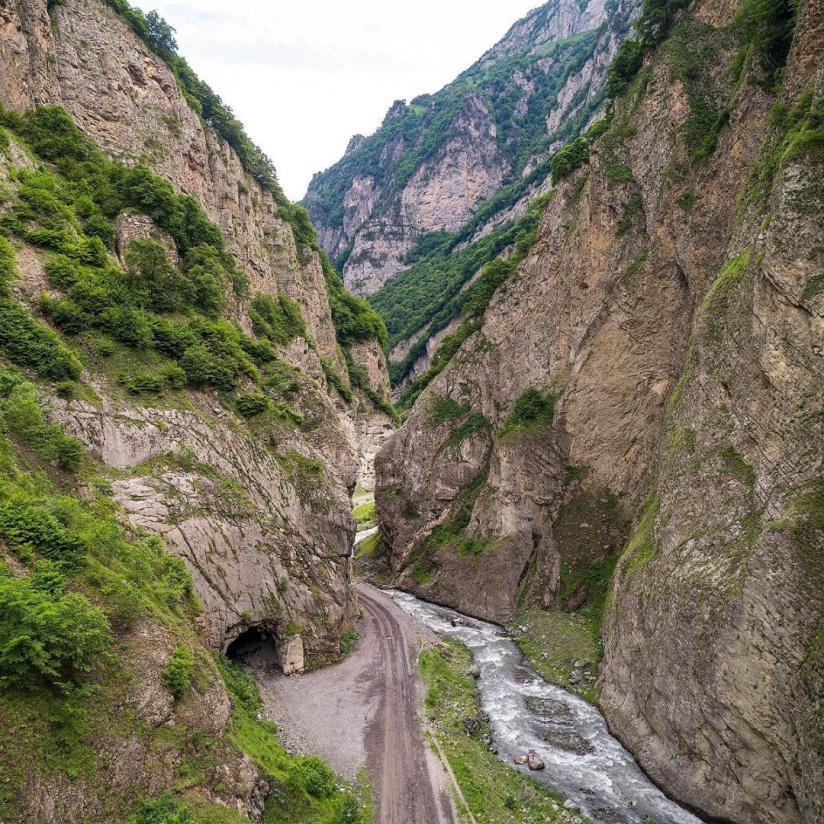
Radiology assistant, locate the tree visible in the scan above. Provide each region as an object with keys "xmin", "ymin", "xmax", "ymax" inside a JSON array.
[{"xmin": 146, "ymin": 11, "xmax": 177, "ymax": 61}]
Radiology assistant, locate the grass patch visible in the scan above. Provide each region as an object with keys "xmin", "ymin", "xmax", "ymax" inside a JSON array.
[
  {"xmin": 497, "ymin": 388, "xmax": 557, "ymax": 439},
  {"xmin": 616, "ymin": 491, "xmax": 661, "ymax": 584},
  {"xmin": 515, "ymin": 611, "xmax": 604, "ymax": 704},
  {"xmin": 353, "ymin": 500, "xmax": 377, "ymax": 529},
  {"xmin": 429, "ymin": 394, "xmax": 469, "ymax": 426},
  {"xmin": 421, "ymin": 640, "xmax": 580, "ymax": 823}
]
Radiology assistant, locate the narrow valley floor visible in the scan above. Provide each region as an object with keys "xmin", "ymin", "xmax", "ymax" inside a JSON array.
[{"xmin": 237, "ymin": 583, "xmax": 457, "ymax": 824}]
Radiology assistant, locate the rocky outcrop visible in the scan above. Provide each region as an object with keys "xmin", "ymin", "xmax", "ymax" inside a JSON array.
[
  {"xmin": 375, "ymin": 0, "xmax": 823, "ymax": 820},
  {"xmin": 304, "ymin": 0, "xmax": 636, "ymax": 297},
  {"xmin": 340, "ymin": 92, "xmax": 508, "ymax": 294},
  {"xmin": 54, "ymin": 393, "xmax": 357, "ymax": 657},
  {"xmin": 0, "ymin": 0, "xmax": 374, "ymax": 387}
]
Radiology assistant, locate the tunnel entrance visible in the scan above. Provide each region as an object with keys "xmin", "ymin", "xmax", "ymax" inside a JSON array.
[
  {"xmin": 225, "ymin": 626, "xmax": 279, "ymax": 669},
  {"xmin": 224, "ymin": 625, "xmax": 304, "ymax": 675}
]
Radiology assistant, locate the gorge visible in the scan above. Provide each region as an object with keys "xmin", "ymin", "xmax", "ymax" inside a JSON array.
[{"xmin": 0, "ymin": 0, "xmax": 821, "ymax": 823}]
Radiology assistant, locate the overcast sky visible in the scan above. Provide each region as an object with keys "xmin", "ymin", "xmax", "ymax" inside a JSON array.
[{"xmin": 131, "ymin": 0, "xmax": 541, "ymax": 201}]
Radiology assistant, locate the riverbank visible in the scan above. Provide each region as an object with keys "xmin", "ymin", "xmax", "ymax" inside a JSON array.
[{"xmin": 421, "ymin": 639, "xmax": 587, "ymax": 824}]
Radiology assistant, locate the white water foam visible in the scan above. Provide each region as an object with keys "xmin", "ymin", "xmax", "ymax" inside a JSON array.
[{"xmin": 389, "ymin": 589, "xmax": 704, "ymax": 824}]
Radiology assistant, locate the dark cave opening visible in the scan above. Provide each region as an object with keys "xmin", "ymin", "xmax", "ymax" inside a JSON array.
[{"xmin": 225, "ymin": 625, "xmax": 278, "ymax": 666}]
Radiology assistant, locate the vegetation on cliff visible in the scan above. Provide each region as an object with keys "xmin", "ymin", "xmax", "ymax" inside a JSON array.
[
  {"xmin": 0, "ymin": 104, "xmax": 388, "ymax": 423},
  {"xmin": 84, "ymin": 0, "xmax": 390, "ymax": 397}
]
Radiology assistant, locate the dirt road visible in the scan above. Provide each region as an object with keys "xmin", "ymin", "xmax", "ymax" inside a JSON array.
[{"xmin": 249, "ymin": 583, "xmax": 456, "ymax": 824}]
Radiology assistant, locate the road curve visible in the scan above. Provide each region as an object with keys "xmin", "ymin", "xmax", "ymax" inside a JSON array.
[{"xmin": 252, "ymin": 583, "xmax": 456, "ymax": 824}]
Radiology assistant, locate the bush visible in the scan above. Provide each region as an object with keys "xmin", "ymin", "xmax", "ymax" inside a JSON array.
[
  {"xmin": 0, "ymin": 498, "xmax": 86, "ymax": 568},
  {"xmin": 737, "ymin": 0, "xmax": 799, "ymax": 83},
  {"xmin": 0, "ymin": 572, "xmax": 112, "ymax": 691},
  {"xmin": 321, "ymin": 358, "xmax": 353, "ymax": 404},
  {"xmin": 332, "ymin": 795, "xmax": 364, "ymax": 824},
  {"xmin": 137, "ymin": 792, "xmax": 194, "ymax": 824},
  {"xmin": 161, "ymin": 644, "xmax": 193, "ymax": 699},
  {"xmin": 235, "ymin": 391, "xmax": 270, "ymax": 418},
  {"xmin": 124, "ymin": 373, "xmax": 164, "ymax": 394},
  {"xmin": 607, "ymin": 39, "xmax": 644, "ymax": 98},
  {"xmin": 498, "ymin": 388, "xmax": 558, "ymax": 437},
  {"xmin": 0, "ymin": 299, "xmax": 83, "ymax": 381},
  {"xmin": 249, "ymin": 293, "xmax": 307, "ymax": 346},
  {"xmin": 0, "ymin": 235, "xmax": 15, "ymax": 295},
  {"xmin": 551, "ymin": 118, "xmax": 610, "ymax": 184},
  {"xmin": 288, "ymin": 755, "xmax": 336, "ymax": 799},
  {"xmin": 0, "ymin": 375, "xmax": 85, "ymax": 471}
]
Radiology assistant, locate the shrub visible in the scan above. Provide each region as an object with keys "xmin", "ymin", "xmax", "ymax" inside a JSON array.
[
  {"xmin": 321, "ymin": 358, "xmax": 353, "ymax": 404},
  {"xmin": 551, "ymin": 118, "xmax": 610, "ymax": 184},
  {"xmin": 249, "ymin": 293, "xmax": 307, "ymax": 345},
  {"xmin": 0, "ymin": 377, "xmax": 85, "ymax": 471},
  {"xmin": 429, "ymin": 395, "xmax": 468, "ymax": 425},
  {"xmin": 0, "ymin": 498, "xmax": 86, "ymax": 568},
  {"xmin": 0, "ymin": 235, "xmax": 15, "ymax": 295},
  {"xmin": 737, "ymin": 0, "xmax": 799, "ymax": 84},
  {"xmin": 332, "ymin": 795, "xmax": 364, "ymax": 824},
  {"xmin": 137, "ymin": 792, "xmax": 194, "ymax": 824},
  {"xmin": 124, "ymin": 373, "xmax": 164, "ymax": 394},
  {"xmin": 498, "ymin": 388, "xmax": 558, "ymax": 437},
  {"xmin": 235, "ymin": 391, "xmax": 270, "ymax": 418},
  {"xmin": 0, "ymin": 573, "xmax": 112, "ymax": 691},
  {"xmin": 161, "ymin": 644, "xmax": 193, "ymax": 699},
  {"xmin": 0, "ymin": 299, "xmax": 83, "ymax": 381},
  {"xmin": 288, "ymin": 755, "xmax": 336, "ymax": 799},
  {"xmin": 607, "ymin": 39, "xmax": 644, "ymax": 98},
  {"xmin": 339, "ymin": 629, "xmax": 358, "ymax": 655}
]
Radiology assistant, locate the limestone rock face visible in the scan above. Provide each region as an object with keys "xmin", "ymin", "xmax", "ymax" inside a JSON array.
[
  {"xmin": 0, "ymin": 0, "xmax": 364, "ymax": 386},
  {"xmin": 53, "ymin": 395, "xmax": 357, "ymax": 656},
  {"xmin": 304, "ymin": 0, "xmax": 633, "ymax": 297},
  {"xmin": 375, "ymin": 0, "xmax": 823, "ymax": 820}
]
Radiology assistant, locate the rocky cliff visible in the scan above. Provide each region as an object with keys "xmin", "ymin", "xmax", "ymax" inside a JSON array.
[
  {"xmin": 0, "ymin": 0, "xmax": 395, "ymax": 655},
  {"xmin": 375, "ymin": 0, "xmax": 823, "ymax": 820},
  {"xmin": 0, "ymin": 0, "xmax": 393, "ymax": 483},
  {"xmin": 304, "ymin": 0, "xmax": 635, "ymax": 296},
  {"xmin": 0, "ymin": 0, "xmax": 390, "ymax": 819}
]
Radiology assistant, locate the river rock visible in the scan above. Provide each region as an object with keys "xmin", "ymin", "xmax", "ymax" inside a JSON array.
[
  {"xmin": 527, "ymin": 749, "xmax": 545, "ymax": 771},
  {"xmin": 469, "ymin": 664, "xmax": 481, "ymax": 679},
  {"xmin": 563, "ymin": 799, "xmax": 580, "ymax": 812},
  {"xmin": 514, "ymin": 755, "xmax": 528, "ymax": 765},
  {"xmin": 533, "ymin": 724, "xmax": 594, "ymax": 755},
  {"xmin": 525, "ymin": 696, "xmax": 573, "ymax": 719}
]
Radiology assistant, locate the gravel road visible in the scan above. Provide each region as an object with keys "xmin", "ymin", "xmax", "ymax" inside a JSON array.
[{"xmin": 245, "ymin": 583, "xmax": 457, "ymax": 824}]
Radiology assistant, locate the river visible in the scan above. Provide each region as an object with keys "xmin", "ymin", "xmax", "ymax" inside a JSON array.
[{"xmin": 387, "ymin": 589, "xmax": 704, "ymax": 824}]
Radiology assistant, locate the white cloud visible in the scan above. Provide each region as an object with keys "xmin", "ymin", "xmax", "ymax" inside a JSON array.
[{"xmin": 133, "ymin": 0, "xmax": 541, "ymax": 199}]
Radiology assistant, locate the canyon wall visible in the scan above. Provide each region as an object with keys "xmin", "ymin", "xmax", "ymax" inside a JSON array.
[
  {"xmin": 375, "ymin": 0, "xmax": 823, "ymax": 820},
  {"xmin": 0, "ymin": 0, "xmax": 392, "ymax": 657},
  {"xmin": 304, "ymin": 0, "xmax": 634, "ymax": 297}
]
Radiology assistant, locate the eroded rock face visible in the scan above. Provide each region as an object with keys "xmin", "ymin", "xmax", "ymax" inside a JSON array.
[
  {"xmin": 375, "ymin": 0, "xmax": 823, "ymax": 820},
  {"xmin": 53, "ymin": 394, "xmax": 357, "ymax": 657}
]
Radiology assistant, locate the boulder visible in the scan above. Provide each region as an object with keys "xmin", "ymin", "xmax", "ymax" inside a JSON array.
[{"xmin": 527, "ymin": 749, "xmax": 545, "ymax": 771}]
